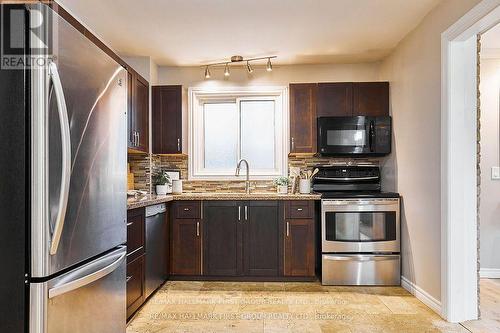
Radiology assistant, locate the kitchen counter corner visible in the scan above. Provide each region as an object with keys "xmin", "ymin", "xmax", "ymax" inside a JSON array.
[{"xmin": 127, "ymin": 195, "xmax": 174, "ymax": 210}]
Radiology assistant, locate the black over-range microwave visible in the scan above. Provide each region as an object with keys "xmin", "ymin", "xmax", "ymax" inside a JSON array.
[{"xmin": 317, "ymin": 116, "xmax": 392, "ymax": 156}]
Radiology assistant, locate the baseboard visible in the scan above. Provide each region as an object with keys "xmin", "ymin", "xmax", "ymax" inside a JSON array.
[
  {"xmin": 480, "ymin": 268, "xmax": 500, "ymax": 279},
  {"xmin": 401, "ymin": 276, "xmax": 442, "ymax": 315}
]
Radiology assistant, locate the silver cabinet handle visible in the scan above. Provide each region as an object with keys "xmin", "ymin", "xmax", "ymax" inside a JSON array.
[
  {"xmin": 286, "ymin": 221, "xmax": 290, "ymax": 237},
  {"xmin": 138, "ymin": 132, "xmax": 140, "ymax": 146},
  {"xmin": 126, "ymin": 276, "xmax": 132, "ymax": 283},
  {"xmin": 245, "ymin": 206, "xmax": 248, "ymax": 221},
  {"xmin": 48, "ymin": 61, "xmax": 71, "ymax": 256},
  {"xmin": 183, "ymin": 208, "xmax": 190, "ymax": 211},
  {"xmin": 126, "ymin": 222, "xmax": 133, "ymax": 226},
  {"xmin": 135, "ymin": 131, "xmax": 138, "ymax": 146},
  {"xmin": 238, "ymin": 206, "xmax": 241, "ymax": 221},
  {"xmin": 49, "ymin": 248, "xmax": 126, "ymax": 298},
  {"xmin": 196, "ymin": 221, "xmax": 200, "ymax": 236},
  {"xmin": 133, "ymin": 131, "xmax": 136, "ymax": 146},
  {"xmin": 291, "ymin": 137, "xmax": 295, "ymax": 151},
  {"xmin": 177, "ymin": 138, "xmax": 181, "ymax": 152},
  {"xmin": 296, "ymin": 208, "xmax": 303, "ymax": 211}
]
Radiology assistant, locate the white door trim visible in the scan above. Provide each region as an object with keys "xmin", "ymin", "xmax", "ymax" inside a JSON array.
[{"xmin": 441, "ymin": 0, "xmax": 500, "ymax": 323}]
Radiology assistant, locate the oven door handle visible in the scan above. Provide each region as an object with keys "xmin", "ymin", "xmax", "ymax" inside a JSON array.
[{"xmin": 323, "ymin": 255, "xmax": 399, "ymax": 262}]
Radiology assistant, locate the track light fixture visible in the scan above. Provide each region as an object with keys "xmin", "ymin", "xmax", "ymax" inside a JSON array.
[{"xmin": 202, "ymin": 55, "xmax": 276, "ymax": 79}]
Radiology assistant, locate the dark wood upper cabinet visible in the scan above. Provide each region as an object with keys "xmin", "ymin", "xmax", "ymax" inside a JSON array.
[
  {"xmin": 353, "ymin": 82, "xmax": 389, "ymax": 117},
  {"xmin": 127, "ymin": 70, "xmax": 149, "ymax": 153},
  {"xmin": 134, "ymin": 74, "xmax": 149, "ymax": 152},
  {"xmin": 289, "ymin": 83, "xmax": 317, "ymax": 153},
  {"xmin": 203, "ymin": 201, "xmax": 242, "ymax": 276},
  {"xmin": 317, "ymin": 83, "xmax": 353, "ymax": 117},
  {"xmin": 152, "ymin": 85, "xmax": 182, "ymax": 154},
  {"xmin": 243, "ymin": 201, "xmax": 281, "ymax": 277}
]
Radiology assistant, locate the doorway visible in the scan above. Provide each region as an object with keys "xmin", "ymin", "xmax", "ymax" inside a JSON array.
[{"xmin": 441, "ymin": 0, "xmax": 500, "ymax": 323}]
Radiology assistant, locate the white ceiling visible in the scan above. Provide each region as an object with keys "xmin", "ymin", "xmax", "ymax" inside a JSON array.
[{"xmin": 58, "ymin": 0, "xmax": 442, "ymax": 66}]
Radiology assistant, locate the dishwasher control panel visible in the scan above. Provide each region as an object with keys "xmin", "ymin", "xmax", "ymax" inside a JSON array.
[{"xmin": 145, "ymin": 203, "xmax": 166, "ymax": 217}]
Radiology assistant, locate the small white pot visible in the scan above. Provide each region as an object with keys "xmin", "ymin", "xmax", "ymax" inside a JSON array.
[
  {"xmin": 172, "ymin": 180, "xmax": 183, "ymax": 194},
  {"xmin": 277, "ymin": 185, "xmax": 288, "ymax": 194},
  {"xmin": 156, "ymin": 184, "xmax": 168, "ymax": 196},
  {"xmin": 299, "ymin": 179, "xmax": 311, "ymax": 194}
]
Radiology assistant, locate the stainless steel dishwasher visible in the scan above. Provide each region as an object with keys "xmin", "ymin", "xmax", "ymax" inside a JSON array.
[{"xmin": 145, "ymin": 203, "xmax": 167, "ymax": 299}]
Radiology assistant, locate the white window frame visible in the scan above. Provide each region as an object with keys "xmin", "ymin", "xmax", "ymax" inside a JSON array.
[{"xmin": 188, "ymin": 86, "xmax": 288, "ymax": 180}]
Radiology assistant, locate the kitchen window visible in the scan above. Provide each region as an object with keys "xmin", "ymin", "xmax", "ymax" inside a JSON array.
[{"xmin": 189, "ymin": 87, "xmax": 288, "ymax": 180}]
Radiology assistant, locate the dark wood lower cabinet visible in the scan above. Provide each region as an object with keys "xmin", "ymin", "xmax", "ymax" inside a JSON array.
[
  {"xmin": 284, "ymin": 219, "xmax": 315, "ymax": 277},
  {"xmin": 126, "ymin": 254, "xmax": 145, "ymax": 319},
  {"xmin": 243, "ymin": 201, "xmax": 281, "ymax": 277},
  {"xmin": 169, "ymin": 200, "xmax": 316, "ymax": 281},
  {"xmin": 283, "ymin": 201, "xmax": 316, "ymax": 278},
  {"xmin": 171, "ymin": 218, "xmax": 202, "ymax": 275},
  {"xmin": 203, "ymin": 201, "xmax": 242, "ymax": 276}
]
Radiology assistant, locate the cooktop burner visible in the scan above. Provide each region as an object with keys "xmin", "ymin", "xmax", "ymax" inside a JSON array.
[{"xmin": 320, "ymin": 191, "xmax": 400, "ymax": 199}]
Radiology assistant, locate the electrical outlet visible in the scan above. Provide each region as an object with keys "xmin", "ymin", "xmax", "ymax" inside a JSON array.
[{"xmin": 492, "ymin": 167, "xmax": 500, "ymax": 180}]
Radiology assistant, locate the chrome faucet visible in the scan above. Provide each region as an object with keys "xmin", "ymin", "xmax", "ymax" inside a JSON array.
[{"xmin": 235, "ymin": 159, "xmax": 250, "ymax": 194}]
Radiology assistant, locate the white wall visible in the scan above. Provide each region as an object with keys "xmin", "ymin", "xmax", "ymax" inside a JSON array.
[
  {"xmin": 378, "ymin": 0, "xmax": 482, "ymax": 303},
  {"xmin": 479, "ymin": 58, "xmax": 500, "ymax": 272},
  {"xmin": 157, "ymin": 63, "xmax": 381, "ymax": 153}
]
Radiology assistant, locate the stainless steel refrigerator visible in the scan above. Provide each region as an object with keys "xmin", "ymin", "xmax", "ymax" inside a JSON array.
[{"xmin": 0, "ymin": 3, "xmax": 127, "ymax": 332}]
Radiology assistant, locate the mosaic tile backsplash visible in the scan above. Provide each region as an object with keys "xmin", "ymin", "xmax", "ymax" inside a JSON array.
[{"xmin": 128, "ymin": 153, "xmax": 379, "ymax": 194}]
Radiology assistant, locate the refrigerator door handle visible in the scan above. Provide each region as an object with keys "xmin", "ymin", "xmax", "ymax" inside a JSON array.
[
  {"xmin": 48, "ymin": 248, "xmax": 126, "ymax": 299},
  {"xmin": 48, "ymin": 61, "xmax": 72, "ymax": 256}
]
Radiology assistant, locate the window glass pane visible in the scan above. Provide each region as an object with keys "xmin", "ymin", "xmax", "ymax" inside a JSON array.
[
  {"xmin": 204, "ymin": 103, "xmax": 238, "ymax": 169},
  {"xmin": 240, "ymin": 100, "xmax": 275, "ymax": 169}
]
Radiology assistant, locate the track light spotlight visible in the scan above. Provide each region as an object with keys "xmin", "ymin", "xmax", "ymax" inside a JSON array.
[
  {"xmin": 246, "ymin": 61, "xmax": 254, "ymax": 73},
  {"xmin": 224, "ymin": 63, "xmax": 230, "ymax": 77},
  {"xmin": 266, "ymin": 58, "xmax": 273, "ymax": 72},
  {"xmin": 204, "ymin": 66, "xmax": 211, "ymax": 79}
]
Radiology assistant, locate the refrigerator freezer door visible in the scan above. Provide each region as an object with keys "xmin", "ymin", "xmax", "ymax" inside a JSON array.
[
  {"xmin": 31, "ymin": 4, "xmax": 127, "ymax": 277},
  {"xmin": 30, "ymin": 247, "xmax": 127, "ymax": 333}
]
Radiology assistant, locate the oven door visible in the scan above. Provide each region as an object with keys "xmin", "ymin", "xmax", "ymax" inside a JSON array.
[
  {"xmin": 321, "ymin": 198, "xmax": 400, "ymax": 253},
  {"xmin": 317, "ymin": 116, "xmax": 373, "ymax": 155}
]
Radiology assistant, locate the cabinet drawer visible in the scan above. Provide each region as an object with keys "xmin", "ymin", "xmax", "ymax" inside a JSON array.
[
  {"xmin": 175, "ymin": 201, "xmax": 201, "ymax": 219},
  {"xmin": 126, "ymin": 254, "xmax": 145, "ymax": 319},
  {"xmin": 286, "ymin": 201, "xmax": 314, "ymax": 219},
  {"xmin": 127, "ymin": 208, "xmax": 145, "ymax": 260}
]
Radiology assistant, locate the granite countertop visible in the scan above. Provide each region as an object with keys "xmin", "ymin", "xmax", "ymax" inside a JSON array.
[
  {"xmin": 172, "ymin": 192, "xmax": 322, "ymax": 201},
  {"xmin": 127, "ymin": 192, "xmax": 321, "ymax": 209},
  {"xmin": 127, "ymin": 195, "xmax": 174, "ymax": 210}
]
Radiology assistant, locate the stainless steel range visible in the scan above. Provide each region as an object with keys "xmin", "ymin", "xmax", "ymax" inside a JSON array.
[{"xmin": 313, "ymin": 165, "xmax": 401, "ymax": 286}]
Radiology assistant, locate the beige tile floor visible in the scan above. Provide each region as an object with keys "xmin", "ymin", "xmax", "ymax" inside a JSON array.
[{"xmin": 127, "ymin": 279, "xmax": 499, "ymax": 333}]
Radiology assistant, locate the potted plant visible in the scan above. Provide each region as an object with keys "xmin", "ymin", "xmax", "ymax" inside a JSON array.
[
  {"xmin": 274, "ymin": 176, "xmax": 289, "ymax": 194},
  {"xmin": 153, "ymin": 170, "xmax": 171, "ymax": 196}
]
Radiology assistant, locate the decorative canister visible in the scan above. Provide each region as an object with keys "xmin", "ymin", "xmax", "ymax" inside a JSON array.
[
  {"xmin": 172, "ymin": 179, "xmax": 183, "ymax": 194},
  {"xmin": 299, "ymin": 179, "xmax": 311, "ymax": 194}
]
